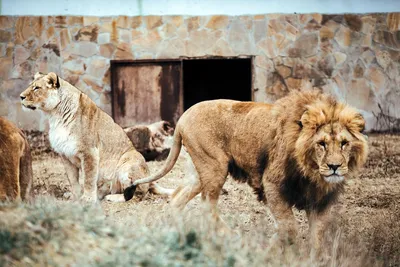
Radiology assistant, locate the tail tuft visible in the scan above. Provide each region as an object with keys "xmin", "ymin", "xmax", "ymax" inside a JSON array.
[{"xmin": 124, "ymin": 185, "xmax": 137, "ymax": 201}]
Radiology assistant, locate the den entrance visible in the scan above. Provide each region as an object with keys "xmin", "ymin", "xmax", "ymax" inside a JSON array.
[{"xmin": 111, "ymin": 57, "xmax": 252, "ymax": 127}]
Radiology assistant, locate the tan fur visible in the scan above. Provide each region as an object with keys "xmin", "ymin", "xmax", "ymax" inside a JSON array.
[
  {"xmin": 0, "ymin": 117, "xmax": 33, "ymax": 202},
  {"xmin": 20, "ymin": 72, "xmax": 171, "ymax": 203},
  {"xmin": 127, "ymin": 90, "xmax": 368, "ymax": 250}
]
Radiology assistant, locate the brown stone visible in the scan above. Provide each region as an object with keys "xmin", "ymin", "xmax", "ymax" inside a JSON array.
[
  {"xmin": 11, "ymin": 61, "xmax": 33, "ymax": 79},
  {"xmin": 100, "ymin": 21, "xmax": 112, "ymax": 33},
  {"xmin": 305, "ymin": 19, "xmax": 321, "ymax": 31},
  {"xmin": 321, "ymin": 15, "xmax": 344, "ymax": 25},
  {"xmin": 116, "ymin": 16, "xmax": 130, "ymax": 28},
  {"xmin": 42, "ymin": 36, "xmax": 61, "ymax": 57},
  {"xmin": 373, "ymin": 30, "xmax": 400, "ymax": 49},
  {"xmin": 255, "ymin": 56, "xmax": 274, "ymax": 72},
  {"xmin": 102, "ymin": 68, "xmax": 110, "ymax": 86},
  {"xmin": 131, "ymin": 29, "xmax": 142, "ymax": 40},
  {"xmin": 206, "ymin": 15, "xmax": 229, "ymax": 30},
  {"xmin": 72, "ymin": 42, "xmax": 97, "ymax": 57},
  {"xmin": 238, "ymin": 16, "xmax": 252, "ymax": 30},
  {"xmin": 253, "ymin": 20, "xmax": 267, "ymax": 43},
  {"xmin": 361, "ymin": 16, "xmax": 376, "ymax": 34},
  {"xmin": 131, "ymin": 16, "xmax": 142, "ymax": 28},
  {"xmin": 87, "ymin": 58, "xmax": 108, "ymax": 77},
  {"xmin": 312, "ymin": 14, "xmax": 322, "ymax": 24},
  {"xmin": 367, "ymin": 66, "xmax": 386, "ymax": 93},
  {"xmin": 5, "ymin": 43, "xmax": 14, "ymax": 58},
  {"xmin": 333, "ymin": 52, "xmax": 347, "ymax": 66},
  {"xmin": 318, "ymin": 55, "xmax": 335, "ymax": 77},
  {"xmin": 186, "ymin": 17, "xmax": 200, "ymax": 32},
  {"xmin": 119, "ymin": 29, "xmax": 131, "ymax": 43},
  {"xmin": 362, "ymin": 34, "xmax": 372, "ymax": 47},
  {"xmin": 361, "ymin": 49, "xmax": 375, "ymax": 66},
  {"xmin": 387, "ymin": 13, "xmax": 400, "ymax": 31},
  {"xmin": 346, "ymin": 79, "xmax": 373, "ymax": 110},
  {"xmin": 0, "ymin": 16, "xmax": 14, "ymax": 29},
  {"xmin": 276, "ymin": 65, "xmax": 291, "ymax": 78},
  {"xmin": 335, "ymin": 25, "xmax": 351, "ymax": 48},
  {"xmin": 63, "ymin": 73, "xmax": 80, "ymax": 86},
  {"xmin": 14, "ymin": 46, "xmax": 30, "ymax": 65},
  {"xmin": 0, "ymin": 30, "xmax": 12, "ymax": 42},
  {"xmin": 288, "ymin": 32, "xmax": 318, "ymax": 57},
  {"xmin": 55, "ymin": 16, "xmax": 67, "ymax": 27},
  {"xmin": 344, "ymin": 14, "xmax": 362, "ymax": 32},
  {"xmin": 68, "ymin": 16, "xmax": 84, "ymax": 25},
  {"xmin": 353, "ymin": 60, "xmax": 365, "ymax": 78},
  {"xmin": 83, "ymin": 16, "xmax": 99, "ymax": 26},
  {"xmin": 320, "ymin": 26, "xmax": 334, "ymax": 40},
  {"xmin": 83, "ymin": 75, "xmax": 103, "ymax": 92},
  {"xmin": 266, "ymin": 72, "xmax": 288, "ymax": 97},
  {"xmin": 146, "ymin": 16, "xmax": 163, "ymax": 30},
  {"xmin": 258, "ymin": 38, "xmax": 277, "ymax": 58},
  {"xmin": 115, "ymin": 42, "xmax": 133, "ymax": 59},
  {"xmin": 285, "ymin": 77, "xmax": 302, "ymax": 90},
  {"xmin": 99, "ymin": 43, "xmax": 115, "ymax": 58},
  {"xmin": 376, "ymin": 50, "xmax": 392, "ymax": 70},
  {"xmin": 254, "ymin": 15, "xmax": 265, "ymax": 20},
  {"xmin": 268, "ymin": 19, "xmax": 284, "ymax": 35},
  {"xmin": 285, "ymin": 23, "xmax": 298, "ymax": 41},
  {"xmin": 74, "ymin": 25, "xmax": 99, "ymax": 42},
  {"xmin": 15, "ymin": 17, "xmax": 33, "ymax": 44},
  {"xmin": 31, "ymin": 17, "xmax": 44, "ymax": 37},
  {"xmin": 211, "ymin": 39, "xmax": 234, "ymax": 56},
  {"xmin": 0, "ymin": 43, "xmax": 6, "ymax": 57},
  {"xmin": 4, "ymin": 79, "xmax": 30, "ymax": 101},
  {"xmin": 227, "ymin": 20, "xmax": 254, "ymax": 54},
  {"xmin": 60, "ymin": 28, "xmax": 71, "ymax": 51},
  {"xmin": 63, "ymin": 58, "xmax": 85, "ymax": 74}
]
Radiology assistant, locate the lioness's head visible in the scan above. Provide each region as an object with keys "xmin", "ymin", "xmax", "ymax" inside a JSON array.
[
  {"xmin": 295, "ymin": 100, "xmax": 368, "ymax": 185},
  {"xmin": 20, "ymin": 72, "xmax": 61, "ymax": 111}
]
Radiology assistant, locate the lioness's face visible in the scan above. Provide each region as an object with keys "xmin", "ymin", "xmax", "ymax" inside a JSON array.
[
  {"xmin": 313, "ymin": 122, "xmax": 354, "ymax": 183},
  {"xmin": 20, "ymin": 72, "xmax": 60, "ymax": 111}
]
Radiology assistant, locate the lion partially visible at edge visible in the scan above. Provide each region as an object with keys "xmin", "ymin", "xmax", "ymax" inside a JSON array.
[
  {"xmin": 125, "ymin": 90, "xmax": 369, "ymax": 251},
  {"xmin": 0, "ymin": 117, "xmax": 33, "ymax": 201}
]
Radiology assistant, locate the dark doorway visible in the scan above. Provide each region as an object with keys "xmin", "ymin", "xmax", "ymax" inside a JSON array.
[{"xmin": 182, "ymin": 58, "xmax": 252, "ymax": 110}]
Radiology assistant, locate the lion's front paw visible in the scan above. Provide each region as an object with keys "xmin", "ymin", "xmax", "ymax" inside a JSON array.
[
  {"xmin": 104, "ymin": 194, "xmax": 125, "ymax": 203},
  {"xmin": 80, "ymin": 194, "xmax": 98, "ymax": 205}
]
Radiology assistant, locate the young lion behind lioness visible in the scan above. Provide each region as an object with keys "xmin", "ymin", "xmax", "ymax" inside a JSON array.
[{"xmin": 20, "ymin": 72, "xmax": 171, "ymax": 203}]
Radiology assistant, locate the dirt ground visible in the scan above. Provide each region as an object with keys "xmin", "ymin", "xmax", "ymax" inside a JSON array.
[{"xmin": 30, "ymin": 133, "xmax": 400, "ymax": 256}]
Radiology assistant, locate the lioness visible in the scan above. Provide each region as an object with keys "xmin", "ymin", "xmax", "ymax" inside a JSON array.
[
  {"xmin": 20, "ymin": 72, "xmax": 171, "ymax": 203},
  {"xmin": 0, "ymin": 117, "xmax": 33, "ymax": 201},
  {"xmin": 124, "ymin": 90, "xmax": 368, "ymax": 250}
]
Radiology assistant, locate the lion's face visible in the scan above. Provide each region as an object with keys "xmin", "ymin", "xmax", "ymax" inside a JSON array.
[
  {"xmin": 295, "ymin": 102, "xmax": 368, "ymax": 185},
  {"xmin": 20, "ymin": 72, "xmax": 61, "ymax": 112},
  {"xmin": 313, "ymin": 122, "xmax": 355, "ymax": 183}
]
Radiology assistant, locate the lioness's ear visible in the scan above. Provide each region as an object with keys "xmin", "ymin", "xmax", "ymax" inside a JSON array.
[
  {"xmin": 34, "ymin": 72, "xmax": 44, "ymax": 80},
  {"xmin": 46, "ymin": 72, "xmax": 60, "ymax": 88}
]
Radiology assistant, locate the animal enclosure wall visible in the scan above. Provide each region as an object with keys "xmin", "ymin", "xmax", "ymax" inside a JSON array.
[{"xmin": 0, "ymin": 13, "xmax": 399, "ymax": 131}]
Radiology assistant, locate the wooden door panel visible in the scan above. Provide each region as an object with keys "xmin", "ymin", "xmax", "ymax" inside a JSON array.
[{"xmin": 112, "ymin": 62, "xmax": 182, "ymax": 128}]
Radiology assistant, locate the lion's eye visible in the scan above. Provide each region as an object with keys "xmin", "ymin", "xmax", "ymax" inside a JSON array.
[
  {"xmin": 341, "ymin": 140, "xmax": 349, "ymax": 148},
  {"xmin": 318, "ymin": 141, "xmax": 326, "ymax": 148},
  {"xmin": 33, "ymin": 86, "xmax": 39, "ymax": 91}
]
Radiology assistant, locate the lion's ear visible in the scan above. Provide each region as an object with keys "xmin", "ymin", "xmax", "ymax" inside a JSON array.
[
  {"xmin": 46, "ymin": 72, "xmax": 60, "ymax": 88},
  {"xmin": 34, "ymin": 72, "xmax": 44, "ymax": 80},
  {"xmin": 346, "ymin": 112, "xmax": 365, "ymax": 134}
]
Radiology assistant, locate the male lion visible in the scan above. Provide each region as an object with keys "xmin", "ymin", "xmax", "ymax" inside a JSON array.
[
  {"xmin": 0, "ymin": 117, "xmax": 33, "ymax": 201},
  {"xmin": 20, "ymin": 72, "xmax": 171, "ymax": 203},
  {"xmin": 124, "ymin": 90, "xmax": 368, "ymax": 250}
]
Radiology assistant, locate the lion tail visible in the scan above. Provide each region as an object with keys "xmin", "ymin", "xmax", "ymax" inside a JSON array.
[{"xmin": 124, "ymin": 126, "xmax": 183, "ymax": 201}]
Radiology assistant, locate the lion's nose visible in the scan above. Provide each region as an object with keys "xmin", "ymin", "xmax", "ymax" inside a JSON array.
[
  {"xmin": 327, "ymin": 164, "xmax": 341, "ymax": 172},
  {"xmin": 20, "ymin": 95, "xmax": 26, "ymax": 100}
]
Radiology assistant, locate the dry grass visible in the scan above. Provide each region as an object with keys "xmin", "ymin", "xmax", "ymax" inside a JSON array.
[{"xmin": 1, "ymin": 133, "xmax": 399, "ymax": 266}]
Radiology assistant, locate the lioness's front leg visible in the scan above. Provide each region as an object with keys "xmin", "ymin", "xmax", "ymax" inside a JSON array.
[
  {"xmin": 78, "ymin": 149, "xmax": 99, "ymax": 203},
  {"xmin": 61, "ymin": 156, "xmax": 81, "ymax": 199}
]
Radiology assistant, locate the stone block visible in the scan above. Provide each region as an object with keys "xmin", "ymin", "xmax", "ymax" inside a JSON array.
[
  {"xmin": 74, "ymin": 25, "xmax": 99, "ymax": 42},
  {"xmin": 206, "ymin": 15, "xmax": 230, "ymax": 30},
  {"xmin": 288, "ymin": 32, "xmax": 318, "ymax": 57},
  {"xmin": 99, "ymin": 43, "xmax": 115, "ymax": 58}
]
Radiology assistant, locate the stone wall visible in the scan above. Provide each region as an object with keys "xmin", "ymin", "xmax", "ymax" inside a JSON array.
[{"xmin": 0, "ymin": 13, "xmax": 399, "ymax": 131}]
